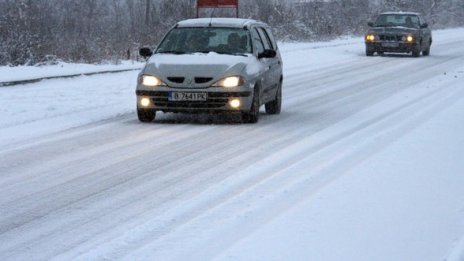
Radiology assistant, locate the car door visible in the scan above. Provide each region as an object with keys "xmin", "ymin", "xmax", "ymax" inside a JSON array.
[
  {"xmin": 419, "ymin": 15, "xmax": 432, "ymax": 48},
  {"xmin": 255, "ymin": 27, "xmax": 280, "ymax": 103},
  {"xmin": 251, "ymin": 26, "xmax": 272, "ymax": 101},
  {"xmin": 262, "ymin": 27, "xmax": 282, "ymax": 87}
]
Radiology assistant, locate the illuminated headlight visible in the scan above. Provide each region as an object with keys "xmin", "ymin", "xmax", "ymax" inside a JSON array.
[
  {"xmin": 212, "ymin": 76, "xmax": 244, "ymax": 88},
  {"xmin": 366, "ymin": 34, "xmax": 376, "ymax": 42},
  {"xmin": 403, "ymin": 35, "xmax": 414, "ymax": 42},
  {"xmin": 229, "ymin": 99, "xmax": 241, "ymax": 108},
  {"xmin": 140, "ymin": 97, "xmax": 151, "ymax": 107},
  {"xmin": 140, "ymin": 75, "xmax": 166, "ymax": 87}
]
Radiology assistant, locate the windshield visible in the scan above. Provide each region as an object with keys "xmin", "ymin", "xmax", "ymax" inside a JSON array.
[
  {"xmin": 374, "ymin": 14, "xmax": 420, "ymax": 28},
  {"xmin": 156, "ymin": 27, "xmax": 252, "ymax": 55}
]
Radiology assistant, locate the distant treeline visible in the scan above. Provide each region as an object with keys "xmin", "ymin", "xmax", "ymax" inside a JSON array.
[{"xmin": 0, "ymin": 0, "xmax": 462, "ymax": 66}]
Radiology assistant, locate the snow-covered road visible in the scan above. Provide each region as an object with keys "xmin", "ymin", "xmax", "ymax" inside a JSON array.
[{"xmin": 1, "ymin": 28, "xmax": 464, "ymax": 261}]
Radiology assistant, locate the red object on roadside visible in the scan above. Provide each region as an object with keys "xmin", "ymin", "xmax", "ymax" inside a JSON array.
[
  {"xmin": 197, "ymin": 0, "xmax": 238, "ymax": 6},
  {"xmin": 197, "ymin": 0, "xmax": 239, "ymax": 18}
]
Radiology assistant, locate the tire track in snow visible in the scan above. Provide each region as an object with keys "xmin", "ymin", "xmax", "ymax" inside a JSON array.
[
  {"xmin": 1, "ymin": 34, "xmax": 464, "ymax": 260},
  {"xmin": 92, "ymin": 40, "xmax": 462, "ymax": 258},
  {"xmin": 49, "ymin": 44, "xmax": 464, "ymax": 258},
  {"xmin": 124, "ymin": 65, "xmax": 464, "ymax": 261}
]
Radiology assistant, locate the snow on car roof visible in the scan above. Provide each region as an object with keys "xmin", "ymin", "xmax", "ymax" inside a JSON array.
[
  {"xmin": 381, "ymin": 11, "xmax": 421, "ymax": 16},
  {"xmin": 176, "ymin": 18, "xmax": 266, "ymax": 28}
]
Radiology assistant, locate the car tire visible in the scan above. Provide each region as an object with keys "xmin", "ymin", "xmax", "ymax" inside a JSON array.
[
  {"xmin": 366, "ymin": 47, "xmax": 374, "ymax": 56},
  {"xmin": 242, "ymin": 85, "xmax": 260, "ymax": 123},
  {"xmin": 265, "ymin": 81, "xmax": 282, "ymax": 115},
  {"xmin": 412, "ymin": 43, "xmax": 421, "ymax": 57},
  {"xmin": 422, "ymin": 41, "xmax": 431, "ymax": 56},
  {"xmin": 137, "ymin": 109, "xmax": 156, "ymax": 122}
]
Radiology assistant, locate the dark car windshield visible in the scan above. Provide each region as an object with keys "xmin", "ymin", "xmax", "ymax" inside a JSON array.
[
  {"xmin": 156, "ymin": 27, "xmax": 252, "ymax": 55},
  {"xmin": 374, "ymin": 14, "xmax": 420, "ymax": 28}
]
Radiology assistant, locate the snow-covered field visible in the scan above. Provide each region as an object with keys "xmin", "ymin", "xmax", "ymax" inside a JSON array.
[
  {"xmin": 1, "ymin": 28, "xmax": 464, "ymax": 261},
  {"xmin": 0, "ymin": 60, "xmax": 143, "ymax": 83}
]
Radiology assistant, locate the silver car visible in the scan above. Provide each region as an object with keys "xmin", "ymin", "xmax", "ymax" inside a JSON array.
[{"xmin": 136, "ymin": 18, "xmax": 283, "ymax": 123}]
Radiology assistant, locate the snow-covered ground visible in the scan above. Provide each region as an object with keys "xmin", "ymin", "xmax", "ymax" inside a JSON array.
[
  {"xmin": 0, "ymin": 60, "xmax": 143, "ymax": 83},
  {"xmin": 1, "ymin": 28, "xmax": 464, "ymax": 261}
]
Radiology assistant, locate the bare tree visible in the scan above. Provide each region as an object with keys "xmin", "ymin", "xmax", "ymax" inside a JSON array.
[{"xmin": 1, "ymin": 0, "xmax": 463, "ymax": 65}]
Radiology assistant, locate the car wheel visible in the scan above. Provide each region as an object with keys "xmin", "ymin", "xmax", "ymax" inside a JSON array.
[
  {"xmin": 137, "ymin": 109, "xmax": 156, "ymax": 122},
  {"xmin": 412, "ymin": 43, "xmax": 421, "ymax": 57},
  {"xmin": 422, "ymin": 41, "xmax": 431, "ymax": 56},
  {"xmin": 366, "ymin": 47, "xmax": 374, "ymax": 56},
  {"xmin": 265, "ymin": 81, "xmax": 282, "ymax": 115},
  {"xmin": 242, "ymin": 85, "xmax": 260, "ymax": 123}
]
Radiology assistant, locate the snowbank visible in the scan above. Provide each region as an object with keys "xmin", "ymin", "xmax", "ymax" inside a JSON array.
[{"xmin": 0, "ymin": 60, "xmax": 143, "ymax": 83}]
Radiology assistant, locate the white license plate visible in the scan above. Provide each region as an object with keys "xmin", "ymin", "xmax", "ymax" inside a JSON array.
[
  {"xmin": 169, "ymin": 92, "xmax": 207, "ymax": 101},
  {"xmin": 382, "ymin": 42, "xmax": 399, "ymax": 48}
]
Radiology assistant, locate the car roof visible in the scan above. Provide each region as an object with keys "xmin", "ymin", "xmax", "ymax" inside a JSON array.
[
  {"xmin": 176, "ymin": 18, "xmax": 267, "ymax": 29},
  {"xmin": 380, "ymin": 11, "xmax": 421, "ymax": 16}
]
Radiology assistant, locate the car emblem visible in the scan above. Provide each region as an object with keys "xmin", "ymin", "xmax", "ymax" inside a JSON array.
[{"xmin": 186, "ymin": 78, "xmax": 193, "ymax": 86}]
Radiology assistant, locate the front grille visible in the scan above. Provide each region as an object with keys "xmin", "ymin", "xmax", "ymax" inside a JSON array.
[
  {"xmin": 195, "ymin": 77, "xmax": 213, "ymax": 84},
  {"xmin": 167, "ymin": 77, "xmax": 185, "ymax": 83},
  {"xmin": 166, "ymin": 77, "xmax": 213, "ymax": 85},
  {"xmin": 154, "ymin": 95, "xmax": 228, "ymax": 109},
  {"xmin": 379, "ymin": 35, "xmax": 401, "ymax": 41}
]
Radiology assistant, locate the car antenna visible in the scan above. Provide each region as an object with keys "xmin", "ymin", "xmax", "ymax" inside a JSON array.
[{"xmin": 209, "ymin": 8, "xmax": 216, "ymax": 27}]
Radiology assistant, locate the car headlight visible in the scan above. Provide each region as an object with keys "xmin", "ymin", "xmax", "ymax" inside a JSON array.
[
  {"xmin": 402, "ymin": 35, "xmax": 415, "ymax": 42},
  {"xmin": 212, "ymin": 76, "xmax": 244, "ymax": 88},
  {"xmin": 140, "ymin": 75, "xmax": 167, "ymax": 87},
  {"xmin": 365, "ymin": 34, "xmax": 376, "ymax": 42}
]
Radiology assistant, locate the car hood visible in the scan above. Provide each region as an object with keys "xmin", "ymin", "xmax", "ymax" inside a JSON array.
[
  {"xmin": 141, "ymin": 52, "xmax": 253, "ymax": 86},
  {"xmin": 369, "ymin": 27, "xmax": 418, "ymax": 35}
]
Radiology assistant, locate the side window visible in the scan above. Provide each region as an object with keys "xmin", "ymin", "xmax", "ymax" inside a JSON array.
[
  {"xmin": 251, "ymin": 28, "xmax": 265, "ymax": 54},
  {"xmin": 257, "ymin": 27, "xmax": 272, "ymax": 50},
  {"xmin": 264, "ymin": 28, "xmax": 277, "ymax": 50},
  {"xmin": 419, "ymin": 16, "xmax": 426, "ymax": 26},
  {"xmin": 410, "ymin": 16, "xmax": 420, "ymax": 28}
]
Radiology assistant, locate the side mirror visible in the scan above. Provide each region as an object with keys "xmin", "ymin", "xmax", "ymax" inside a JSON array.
[
  {"xmin": 367, "ymin": 22, "xmax": 374, "ymax": 27},
  {"xmin": 421, "ymin": 23, "xmax": 428, "ymax": 28},
  {"xmin": 139, "ymin": 48, "xmax": 153, "ymax": 58},
  {"xmin": 258, "ymin": 49, "xmax": 277, "ymax": 59}
]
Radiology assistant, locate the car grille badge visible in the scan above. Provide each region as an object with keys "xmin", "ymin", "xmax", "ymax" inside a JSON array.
[{"xmin": 186, "ymin": 77, "xmax": 193, "ymax": 87}]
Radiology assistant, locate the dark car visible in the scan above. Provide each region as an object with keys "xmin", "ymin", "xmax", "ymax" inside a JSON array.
[{"xmin": 365, "ymin": 12, "xmax": 432, "ymax": 57}]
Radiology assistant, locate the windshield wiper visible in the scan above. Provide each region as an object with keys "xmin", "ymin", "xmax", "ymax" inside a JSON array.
[
  {"xmin": 186, "ymin": 51, "xmax": 211, "ymax": 54},
  {"xmin": 216, "ymin": 51, "xmax": 248, "ymax": 57},
  {"xmin": 157, "ymin": 51, "xmax": 186, "ymax": 54}
]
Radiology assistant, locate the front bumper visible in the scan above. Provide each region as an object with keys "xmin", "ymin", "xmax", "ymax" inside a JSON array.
[
  {"xmin": 136, "ymin": 87, "xmax": 253, "ymax": 113},
  {"xmin": 366, "ymin": 41, "xmax": 417, "ymax": 53}
]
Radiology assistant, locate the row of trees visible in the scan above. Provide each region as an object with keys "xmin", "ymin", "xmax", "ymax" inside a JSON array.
[{"xmin": 1, "ymin": 0, "xmax": 463, "ymax": 66}]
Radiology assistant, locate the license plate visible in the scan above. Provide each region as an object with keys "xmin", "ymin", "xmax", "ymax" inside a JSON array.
[
  {"xmin": 169, "ymin": 92, "xmax": 207, "ymax": 101},
  {"xmin": 382, "ymin": 42, "xmax": 399, "ymax": 48}
]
